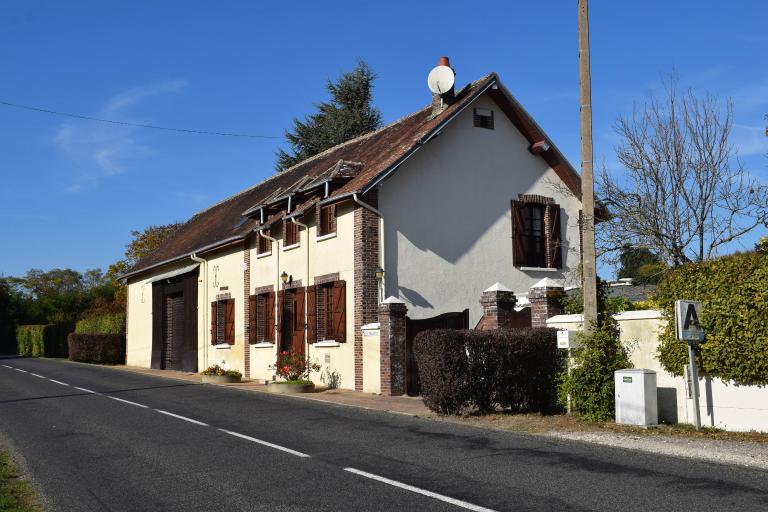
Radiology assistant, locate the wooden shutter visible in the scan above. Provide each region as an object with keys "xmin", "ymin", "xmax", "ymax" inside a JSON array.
[
  {"xmin": 547, "ymin": 203, "xmax": 563, "ymax": 268},
  {"xmin": 265, "ymin": 292, "xmax": 275, "ymax": 342},
  {"xmin": 306, "ymin": 285, "xmax": 317, "ymax": 344},
  {"xmin": 210, "ymin": 301, "xmax": 217, "ymax": 345},
  {"xmin": 293, "ymin": 288, "xmax": 305, "ymax": 353},
  {"xmin": 248, "ymin": 295, "xmax": 256, "ymax": 344},
  {"xmin": 511, "ymin": 201, "xmax": 527, "ymax": 267},
  {"xmin": 276, "ymin": 290, "xmax": 284, "ymax": 347},
  {"xmin": 225, "ymin": 298, "xmax": 235, "ymax": 345},
  {"xmin": 331, "ymin": 280, "xmax": 346, "ymax": 341}
]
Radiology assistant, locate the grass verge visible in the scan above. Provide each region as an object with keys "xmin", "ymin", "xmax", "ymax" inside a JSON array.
[{"xmin": 0, "ymin": 450, "xmax": 40, "ymax": 512}]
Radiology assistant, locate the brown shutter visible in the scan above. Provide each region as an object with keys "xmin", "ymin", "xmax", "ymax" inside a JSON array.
[
  {"xmin": 511, "ymin": 201, "xmax": 527, "ymax": 267},
  {"xmin": 210, "ymin": 301, "xmax": 217, "ymax": 345},
  {"xmin": 547, "ymin": 204, "xmax": 563, "ymax": 268},
  {"xmin": 306, "ymin": 285, "xmax": 317, "ymax": 343},
  {"xmin": 276, "ymin": 290, "xmax": 284, "ymax": 347},
  {"xmin": 248, "ymin": 295, "xmax": 256, "ymax": 344},
  {"xmin": 293, "ymin": 288, "xmax": 305, "ymax": 353},
  {"xmin": 225, "ymin": 298, "xmax": 235, "ymax": 345},
  {"xmin": 331, "ymin": 280, "xmax": 346, "ymax": 341},
  {"xmin": 265, "ymin": 292, "xmax": 275, "ymax": 342}
]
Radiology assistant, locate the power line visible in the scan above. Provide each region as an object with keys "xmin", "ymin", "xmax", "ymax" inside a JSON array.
[{"xmin": 0, "ymin": 99, "xmax": 283, "ymax": 139}]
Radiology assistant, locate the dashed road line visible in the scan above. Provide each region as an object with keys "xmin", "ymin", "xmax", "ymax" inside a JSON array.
[
  {"xmin": 74, "ymin": 386, "xmax": 99, "ymax": 394},
  {"xmin": 343, "ymin": 467, "xmax": 498, "ymax": 512},
  {"xmin": 108, "ymin": 396, "xmax": 148, "ymax": 409},
  {"xmin": 218, "ymin": 429, "xmax": 311, "ymax": 458},
  {"xmin": 14, "ymin": 368, "xmax": 27, "ymax": 373},
  {"xmin": 30, "ymin": 373, "xmax": 45, "ymax": 378},
  {"xmin": 1, "ymin": 364, "xmax": 12, "ymax": 369},
  {"xmin": 156, "ymin": 409, "xmax": 208, "ymax": 426},
  {"xmin": 48, "ymin": 379, "xmax": 69, "ymax": 386}
]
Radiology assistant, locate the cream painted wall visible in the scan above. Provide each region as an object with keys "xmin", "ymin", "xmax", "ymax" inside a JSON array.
[
  {"xmin": 379, "ymin": 94, "xmax": 582, "ymax": 326},
  {"xmin": 548, "ymin": 311, "xmax": 768, "ymax": 432},
  {"xmin": 126, "ymin": 274, "xmax": 154, "ymax": 367},
  {"xmin": 248, "ymin": 202, "xmax": 357, "ymax": 389}
]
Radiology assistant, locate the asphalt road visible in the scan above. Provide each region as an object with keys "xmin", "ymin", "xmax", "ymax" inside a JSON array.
[{"xmin": 1, "ymin": 357, "xmax": 766, "ymax": 512}]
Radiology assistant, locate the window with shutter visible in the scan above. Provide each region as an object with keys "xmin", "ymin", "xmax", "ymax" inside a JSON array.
[
  {"xmin": 225, "ymin": 298, "xmax": 235, "ymax": 345},
  {"xmin": 257, "ymin": 230, "xmax": 272, "ymax": 255},
  {"xmin": 313, "ymin": 280, "xmax": 346, "ymax": 342},
  {"xmin": 284, "ymin": 220, "xmax": 299, "ymax": 247},
  {"xmin": 511, "ymin": 197, "xmax": 563, "ymax": 269},
  {"xmin": 249, "ymin": 293, "xmax": 274, "ymax": 344},
  {"xmin": 306, "ymin": 286, "xmax": 317, "ymax": 343},
  {"xmin": 318, "ymin": 205, "xmax": 336, "ymax": 237}
]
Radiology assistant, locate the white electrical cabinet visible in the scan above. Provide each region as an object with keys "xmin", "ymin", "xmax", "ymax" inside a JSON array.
[{"xmin": 615, "ymin": 369, "xmax": 658, "ymax": 426}]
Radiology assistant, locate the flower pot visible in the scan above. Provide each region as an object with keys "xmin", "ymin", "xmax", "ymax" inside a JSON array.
[
  {"xmin": 266, "ymin": 381, "xmax": 315, "ymax": 394},
  {"xmin": 202, "ymin": 374, "xmax": 242, "ymax": 384}
]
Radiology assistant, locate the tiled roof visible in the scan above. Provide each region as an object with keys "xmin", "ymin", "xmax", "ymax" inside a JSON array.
[{"xmin": 125, "ymin": 72, "xmax": 582, "ymax": 279}]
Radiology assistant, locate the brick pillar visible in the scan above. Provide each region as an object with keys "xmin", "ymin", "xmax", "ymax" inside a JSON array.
[
  {"xmin": 243, "ymin": 241, "xmax": 251, "ymax": 378},
  {"xmin": 528, "ymin": 278, "xmax": 565, "ymax": 328},
  {"xmin": 353, "ymin": 190, "xmax": 380, "ymax": 391},
  {"xmin": 379, "ymin": 297, "xmax": 407, "ymax": 396},
  {"xmin": 477, "ymin": 283, "xmax": 517, "ymax": 330}
]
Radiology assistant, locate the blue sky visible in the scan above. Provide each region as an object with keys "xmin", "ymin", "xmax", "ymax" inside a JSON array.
[{"xmin": 1, "ymin": 0, "xmax": 766, "ymax": 278}]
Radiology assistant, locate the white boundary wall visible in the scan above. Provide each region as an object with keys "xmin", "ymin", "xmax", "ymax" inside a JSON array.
[{"xmin": 547, "ymin": 310, "xmax": 768, "ymax": 433}]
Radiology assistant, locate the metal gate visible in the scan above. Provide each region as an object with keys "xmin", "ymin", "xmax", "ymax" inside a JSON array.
[{"xmin": 405, "ymin": 309, "xmax": 469, "ymax": 396}]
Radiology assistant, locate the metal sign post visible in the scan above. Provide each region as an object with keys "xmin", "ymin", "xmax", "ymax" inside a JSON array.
[{"xmin": 675, "ymin": 300, "xmax": 705, "ymax": 431}]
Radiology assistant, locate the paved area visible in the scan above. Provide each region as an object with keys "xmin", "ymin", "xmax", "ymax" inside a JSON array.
[{"xmin": 2, "ymin": 356, "xmax": 768, "ymax": 511}]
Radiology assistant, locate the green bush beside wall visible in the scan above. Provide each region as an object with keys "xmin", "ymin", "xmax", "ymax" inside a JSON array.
[
  {"xmin": 67, "ymin": 333, "xmax": 125, "ymax": 365},
  {"xmin": 75, "ymin": 312, "xmax": 125, "ymax": 335},
  {"xmin": 656, "ymin": 251, "xmax": 768, "ymax": 385},
  {"xmin": 15, "ymin": 324, "xmax": 71, "ymax": 357}
]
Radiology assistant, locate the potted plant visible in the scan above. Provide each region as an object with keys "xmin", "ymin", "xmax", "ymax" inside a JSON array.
[
  {"xmin": 200, "ymin": 364, "xmax": 242, "ymax": 384},
  {"xmin": 267, "ymin": 351, "xmax": 321, "ymax": 394}
]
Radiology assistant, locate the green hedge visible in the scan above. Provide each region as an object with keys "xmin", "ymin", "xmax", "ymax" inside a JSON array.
[
  {"xmin": 67, "ymin": 333, "xmax": 125, "ymax": 365},
  {"xmin": 75, "ymin": 312, "xmax": 125, "ymax": 335},
  {"xmin": 414, "ymin": 328, "xmax": 563, "ymax": 415},
  {"xmin": 16, "ymin": 324, "xmax": 71, "ymax": 357},
  {"xmin": 656, "ymin": 251, "xmax": 768, "ymax": 385}
]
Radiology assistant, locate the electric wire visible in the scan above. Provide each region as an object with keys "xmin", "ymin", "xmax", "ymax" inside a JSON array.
[{"xmin": 0, "ymin": 99, "xmax": 282, "ymax": 139}]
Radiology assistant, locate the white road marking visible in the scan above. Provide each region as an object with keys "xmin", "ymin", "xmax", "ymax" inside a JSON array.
[
  {"xmin": 156, "ymin": 409, "xmax": 208, "ymax": 426},
  {"xmin": 14, "ymin": 368, "xmax": 27, "ymax": 373},
  {"xmin": 218, "ymin": 429, "xmax": 311, "ymax": 458},
  {"xmin": 1, "ymin": 364, "xmax": 12, "ymax": 369},
  {"xmin": 343, "ymin": 468, "xmax": 498, "ymax": 512},
  {"xmin": 48, "ymin": 379, "xmax": 69, "ymax": 386},
  {"xmin": 74, "ymin": 386, "xmax": 98, "ymax": 394},
  {"xmin": 30, "ymin": 373, "xmax": 45, "ymax": 378},
  {"xmin": 108, "ymin": 396, "xmax": 148, "ymax": 409}
]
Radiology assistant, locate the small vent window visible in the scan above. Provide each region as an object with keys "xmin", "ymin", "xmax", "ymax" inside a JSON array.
[{"xmin": 473, "ymin": 108, "xmax": 494, "ymax": 130}]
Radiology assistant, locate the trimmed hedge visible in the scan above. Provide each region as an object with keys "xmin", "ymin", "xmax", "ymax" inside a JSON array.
[
  {"xmin": 414, "ymin": 328, "xmax": 563, "ymax": 415},
  {"xmin": 16, "ymin": 324, "xmax": 71, "ymax": 357},
  {"xmin": 655, "ymin": 251, "xmax": 768, "ymax": 385},
  {"xmin": 75, "ymin": 312, "xmax": 125, "ymax": 335},
  {"xmin": 67, "ymin": 333, "xmax": 125, "ymax": 365}
]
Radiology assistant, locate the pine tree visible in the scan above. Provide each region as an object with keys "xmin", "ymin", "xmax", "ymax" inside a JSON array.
[{"xmin": 275, "ymin": 61, "xmax": 382, "ymax": 172}]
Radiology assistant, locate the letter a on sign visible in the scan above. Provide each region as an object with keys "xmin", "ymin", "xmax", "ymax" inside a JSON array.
[{"xmin": 675, "ymin": 300, "xmax": 705, "ymax": 343}]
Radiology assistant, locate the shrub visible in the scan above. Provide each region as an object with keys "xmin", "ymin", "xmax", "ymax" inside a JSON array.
[
  {"xmin": 16, "ymin": 324, "xmax": 70, "ymax": 357},
  {"xmin": 269, "ymin": 351, "xmax": 320, "ymax": 382},
  {"xmin": 75, "ymin": 312, "xmax": 125, "ymax": 335},
  {"xmin": 655, "ymin": 251, "xmax": 768, "ymax": 385},
  {"xmin": 67, "ymin": 333, "xmax": 125, "ymax": 364},
  {"xmin": 200, "ymin": 365, "xmax": 242, "ymax": 378},
  {"xmin": 414, "ymin": 328, "xmax": 562, "ymax": 415},
  {"xmin": 559, "ymin": 316, "xmax": 632, "ymax": 422}
]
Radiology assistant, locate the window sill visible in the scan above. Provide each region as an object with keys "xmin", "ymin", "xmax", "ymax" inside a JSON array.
[
  {"xmin": 316, "ymin": 232, "xmax": 337, "ymax": 242},
  {"xmin": 282, "ymin": 243, "xmax": 300, "ymax": 252},
  {"xmin": 520, "ymin": 266, "xmax": 558, "ymax": 272},
  {"xmin": 313, "ymin": 340, "xmax": 341, "ymax": 347},
  {"xmin": 251, "ymin": 342, "xmax": 275, "ymax": 348},
  {"xmin": 213, "ymin": 344, "xmax": 231, "ymax": 350},
  {"xmin": 256, "ymin": 251, "xmax": 272, "ymax": 259}
]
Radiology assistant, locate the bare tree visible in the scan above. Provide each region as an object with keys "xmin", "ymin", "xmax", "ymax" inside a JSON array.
[{"xmin": 597, "ymin": 74, "xmax": 768, "ymax": 266}]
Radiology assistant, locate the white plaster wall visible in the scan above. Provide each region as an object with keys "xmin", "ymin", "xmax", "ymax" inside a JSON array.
[
  {"xmin": 362, "ymin": 328, "xmax": 381, "ymax": 394},
  {"xmin": 248, "ymin": 202, "xmax": 358, "ymax": 389},
  {"xmin": 126, "ymin": 274, "xmax": 154, "ymax": 367},
  {"xmin": 379, "ymin": 94, "xmax": 582, "ymax": 326},
  {"xmin": 548, "ymin": 311, "xmax": 768, "ymax": 432}
]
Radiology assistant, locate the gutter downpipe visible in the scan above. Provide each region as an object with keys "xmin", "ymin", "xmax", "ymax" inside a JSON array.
[
  {"xmin": 292, "ymin": 217, "xmax": 310, "ymax": 353},
  {"xmin": 352, "ymin": 193, "xmax": 385, "ymax": 303},
  {"xmin": 190, "ymin": 253, "xmax": 208, "ymax": 369},
  {"xmin": 258, "ymin": 228, "xmax": 280, "ymax": 345}
]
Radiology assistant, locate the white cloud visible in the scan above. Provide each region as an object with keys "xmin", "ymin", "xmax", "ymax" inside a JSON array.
[
  {"xmin": 732, "ymin": 123, "xmax": 768, "ymax": 157},
  {"xmin": 54, "ymin": 80, "xmax": 187, "ymax": 188}
]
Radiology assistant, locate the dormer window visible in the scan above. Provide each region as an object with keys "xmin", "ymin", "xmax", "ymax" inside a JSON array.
[
  {"xmin": 473, "ymin": 108, "xmax": 494, "ymax": 130},
  {"xmin": 318, "ymin": 204, "xmax": 336, "ymax": 237},
  {"xmin": 257, "ymin": 229, "xmax": 271, "ymax": 255},
  {"xmin": 284, "ymin": 219, "xmax": 299, "ymax": 247}
]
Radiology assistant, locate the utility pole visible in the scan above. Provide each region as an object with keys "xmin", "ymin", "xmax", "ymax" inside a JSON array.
[{"xmin": 578, "ymin": 0, "xmax": 598, "ymax": 332}]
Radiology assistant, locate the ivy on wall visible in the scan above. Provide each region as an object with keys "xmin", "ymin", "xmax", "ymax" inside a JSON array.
[{"xmin": 655, "ymin": 251, "xmax": 768, "ymax": 385}]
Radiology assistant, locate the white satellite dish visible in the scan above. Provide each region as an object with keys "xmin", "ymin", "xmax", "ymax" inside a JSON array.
[{"xmin": 427, "ymin": 65, "xmax": 455, "ymax": 95}]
